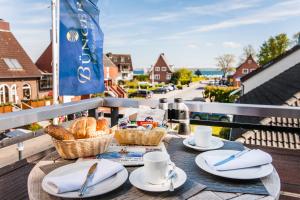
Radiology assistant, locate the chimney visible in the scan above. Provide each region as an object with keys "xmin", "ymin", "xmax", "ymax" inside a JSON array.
[{"xmin": 0, "ymin": 19, "xmax": 10, "ymax": 31}]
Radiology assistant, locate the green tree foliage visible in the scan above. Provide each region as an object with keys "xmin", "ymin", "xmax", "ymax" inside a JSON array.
[
  {"xmin": 195, "ymin": 69, "xmax": 202, "ymax": 77},
  {"xmin": 257, "ymin": 33, "xmax": 289, "ymax": 66},
  {"xmin": 170, "ymin": 68, "xmax": 193, "ymax": 85},
  {"xmin": 133, "ymin": 75, "xmax": 149, "ymax": 82}
]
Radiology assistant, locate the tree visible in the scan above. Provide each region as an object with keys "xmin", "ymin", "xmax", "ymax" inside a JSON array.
[
  {"xmin": 195, "ymin": 69, "xmax": 202, "ymax": 77},
  {"xmin": 291, "ymin": 32, "xmax": 300, "ymax": 46},
  {"xmin": 215, "ymin": 54, "xmax": 235, "ymax": 78},
  {"xmin": 257, "ymin": 33, "xmax": 289, "ymax": 66},
  {"xmin": 239, "ymin": 45, "xmax": 256, "ymax": 63},
  {"xmin": 170, "ymin": 68, "xmax": 193, "ymax": 85}
]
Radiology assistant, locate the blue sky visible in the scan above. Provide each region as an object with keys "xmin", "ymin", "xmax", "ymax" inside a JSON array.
[{"xmin": 0, "ymin": 0, "xmax": 299, "ymax": 68}]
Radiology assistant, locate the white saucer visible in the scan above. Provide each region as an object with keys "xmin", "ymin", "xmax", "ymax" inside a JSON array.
[
  {"xmin": 42, "ymin": 160, "xmax": 128, "ymax": 198},
  {"xmin": 195, "ymin": 150, "xmax": 274, "ymax": 180},
  {"xmin": 129, "ymin": 167, "xmax": 187, "ymax": 192},
  {"xmin": 183, "ymin": 136, "xmax": 224, "ymax": 151}
]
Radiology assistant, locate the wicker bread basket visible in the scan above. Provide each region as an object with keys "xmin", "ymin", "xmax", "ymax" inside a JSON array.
[
  {"xmin": 114, "ymin": 128, "xmax": 166, "ymax": 146},
  {"xmin": 52, "ymin": 134, "xmax": 113, "ymax": 159}
]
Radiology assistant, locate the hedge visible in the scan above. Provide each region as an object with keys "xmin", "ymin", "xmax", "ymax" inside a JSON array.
[{"xmin": 204, "ymin": 86, "xmax": 239, "ymax": 103}]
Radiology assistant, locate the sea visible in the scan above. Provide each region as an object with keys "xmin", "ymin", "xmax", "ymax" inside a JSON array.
[{"xmin": 196, "ymin": 68, "xmax": 223, "ymax": 77}]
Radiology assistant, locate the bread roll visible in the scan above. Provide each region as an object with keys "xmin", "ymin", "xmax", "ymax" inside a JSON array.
[
  {"xmin": 69, "ymin": 117, "xmax": 97, "ymax": 139},
  {"xmin": 45, "ymin": 125, "xmax": 75, "ymax": 140},
  {"xmin": 96, "ymin": 118, "xmax": 109, "ymax": 131}
]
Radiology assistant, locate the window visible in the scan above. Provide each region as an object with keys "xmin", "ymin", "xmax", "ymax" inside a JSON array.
[
  {"xmin": 167, "ymin": 73, "xmax": 172, "ymax": 80},
  {"xmin": 248, "ymin": 59, "xmax": 252, "ymax": 64},
  {"xmin": 22, "ymin": 84, "xmax": 31, "ymax": 100},
  {"xmin": 121, "ymin": 57, "xmax": 125, "ymax": 62},
  {"xmin": 242, "ymin": 69, "xmax": 249, "ymax": 74},
  {"xmin": 3, "ymin": 58, "xmax": 23, "ymax": 70},
  {"xmin": 0, "ymin": 84, "xmax": 9, "ymax": 104},
  {"xmin": 162, "ymin": 67, "xmax": 167, "ymax": 71},
  {"xmin": 155, "ymin": 67, "xmax": 160, "ymax": 71},
  {"xmin": 39, "ymin": 75, "xmax": 53, "ymax": 90},
  {"xmin": 154, "ymin": 74, "xmax": 160, "ymax": 80},
  {"xmin": 11, "ymin": 84, "xmax": 17, "ymax": 103}
]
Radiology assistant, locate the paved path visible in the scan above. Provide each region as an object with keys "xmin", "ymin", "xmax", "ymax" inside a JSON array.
[{"xmin": 152, "ymin": 82, "xmax": 205, "ymax": 100}]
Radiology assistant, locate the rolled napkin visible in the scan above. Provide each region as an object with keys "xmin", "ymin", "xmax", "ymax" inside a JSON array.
[
  {"xmin": 203, "ymin": 149, "xmax": 272, "ymax": 171},
  {"xmin": 46, "ymin": 160, "xmax": 124, "ymax": 194}
]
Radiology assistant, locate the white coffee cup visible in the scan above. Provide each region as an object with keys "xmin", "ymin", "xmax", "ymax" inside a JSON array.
[
  {"xmin": 194, "ymin": 126, "xmax": 212, "ymax": 148},
  {"xmin": 143, "ymin": 152, "xmax": 171, "ymax": 184}
]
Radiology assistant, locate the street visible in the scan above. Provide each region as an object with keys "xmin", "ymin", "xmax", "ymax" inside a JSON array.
[{"xmin": 152, "ymin": 82, "xmax": 205, "ymax": 100}]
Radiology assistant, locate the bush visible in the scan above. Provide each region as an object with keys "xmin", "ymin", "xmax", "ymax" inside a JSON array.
[
  {"xmin": 155, "ymin": 83, "xmax": 165, "ymax": 87},
  {"xmin": 139, "ymin": 84, "xmax": 148, "ymax": 89},
  {"xmin": 219, "ymin": 127, "xmax": 231, "ymax": 140},
  {"xmin": 133, "ymin": 75, "xmax": 149, "ymax": 82},
  {"xmin": 171, "ymin": 68, "xmax": 193, "ymax": 85},
  {"xmin": 127, "ymin": 89, "xmax": 137, "ymax": 94},
  {"xmin": 177, "ymin": 85, "xmax": 183, "ymax": 90},
  {"xmin": 148, "ymin": 87, "xmax": 158, "ymax": 91},
  {"xmin": 180, "ymin": 79, "xmax": 190, "ymax": 85},
  {"xmin": 126, "ymin": 80, "xmax": 139, "ymax": 89},
  {"xmin": 204, "ymin": 86, "xmax": 239, "ymax": 103},
  {"xmin": 27, "ymin": 123, "xmax": 42, "ymax": 132}
]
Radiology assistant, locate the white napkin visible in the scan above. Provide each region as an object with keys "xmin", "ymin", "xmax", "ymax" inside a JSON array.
[
  {"xmin": 203, "ymin": 149, "xmax": 272, "ymax": 171},
  {"xmin": 46, "ymin": 160, "xmax": 124, "ymax": 194}
]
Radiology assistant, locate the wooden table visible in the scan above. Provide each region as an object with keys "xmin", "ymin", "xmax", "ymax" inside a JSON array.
[{"xmin": 28, "ymin": 135, "xmax": 281, "ymax": 200}]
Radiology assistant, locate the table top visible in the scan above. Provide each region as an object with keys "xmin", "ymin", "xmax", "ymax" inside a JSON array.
[{"xmin": 27, "ymin": 135, "xmax": 281, "ymax": 200}]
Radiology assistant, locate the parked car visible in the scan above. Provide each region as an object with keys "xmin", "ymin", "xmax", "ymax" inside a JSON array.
[
  {"xmin": 190, "ymin": 112, "xmax": 231, "ymax": 122},
  {"xmin": 129, "ymin": 90, "xmax": 153, "ymax": 98},
  {"xmin": 188, "ymin": 97, "xmax": 231, "ymax": 122},
  {"xmin": 153, "ymin": 87, "xmax": 169, "ymax": 94}
]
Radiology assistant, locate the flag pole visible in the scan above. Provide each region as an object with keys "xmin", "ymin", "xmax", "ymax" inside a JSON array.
[{"xmin": 52, "ymin": 0, "xmax": 59, "ymax": 125}]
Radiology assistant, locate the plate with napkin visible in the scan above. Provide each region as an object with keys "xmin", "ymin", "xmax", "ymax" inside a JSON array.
[
  {"xmin": 42, "ymin": 159, "xmax": 127, "ymax": 198},
  {"xmin": 195, "ymin": 149, "xmax": 273, "ymax": 179}
]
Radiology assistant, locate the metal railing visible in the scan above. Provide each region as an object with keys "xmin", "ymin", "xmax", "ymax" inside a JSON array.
[{"xmin": 0, "ymin": 97, "xmax": 300, "ymax": 160}]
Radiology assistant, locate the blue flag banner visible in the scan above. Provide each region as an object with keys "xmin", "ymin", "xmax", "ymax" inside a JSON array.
[{"xmin": 59, "ymin": 0, "xmax": 104, "ymax": 96}]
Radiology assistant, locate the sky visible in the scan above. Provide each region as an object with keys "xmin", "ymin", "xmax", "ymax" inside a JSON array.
[{"xmin": 0, "ymin": 0, "xmax": 299, "ymax": 69}]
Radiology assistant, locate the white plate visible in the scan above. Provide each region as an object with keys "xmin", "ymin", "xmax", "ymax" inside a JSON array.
[
  {"xmin": 183, "ymin": 136, "xmax": 224, "ymax": 151},
  {"xmin": 42, "ymin": 160, "xmax": 128, "ymax": 198},
  {"xmin": 129, "ymin": 167, "xmax": 187, "ymax": 192},
  {"xmin": 195, "ymin": 150, "xmax": 274, "ymax": 180}
]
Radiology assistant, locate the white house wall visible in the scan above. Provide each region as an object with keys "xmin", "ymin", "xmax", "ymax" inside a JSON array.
[{"xmin": 243, "ymin": 49, "xmax": 300, "ymax": 94}]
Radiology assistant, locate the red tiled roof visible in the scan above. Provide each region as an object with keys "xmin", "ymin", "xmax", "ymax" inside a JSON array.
[
  {"xmin": 0, "ymin": 21, "xmax": 41, "ymax": 78},
  {"xmin": 35, "ymin": 43, "xmax": 52, "ymax": 74},
  {"xmin": 149, "ymin": 53, "xmax": 174, "ymax": 73}
]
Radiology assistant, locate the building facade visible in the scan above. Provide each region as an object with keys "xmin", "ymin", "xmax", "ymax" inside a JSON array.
[
  {"xmin": 0, "ymin": 19, "xmax": 41, "ymax": 104},
  {"xmin": 106, "ymin": 53, "xmax": 133, "ymax": 80},
  {"xmin": 149, "ymin": 53, "xmax": 173, "ymax": 83},
  {"xmin": 232, "ymin": 55, "xmax": 259, "ymax": 87}
]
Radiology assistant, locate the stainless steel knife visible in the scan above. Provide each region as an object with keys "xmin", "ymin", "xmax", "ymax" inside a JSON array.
[{"xmin": 79, "ymin": 162, "xmax": 98, "ymax": 197}]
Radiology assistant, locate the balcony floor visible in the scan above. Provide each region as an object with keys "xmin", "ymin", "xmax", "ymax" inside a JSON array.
[{"xmin": 0, "ymin": 146, "xmax": 299, "ymax": 200}]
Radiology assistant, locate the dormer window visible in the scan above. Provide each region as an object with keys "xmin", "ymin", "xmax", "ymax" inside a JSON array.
[
  {"xmin": 242, "ymin": 69, "xmax": 249, "ymax": 74},
  {"xmin": 3, "ymin": 58, "xmax": 23, "ymax": 70}
]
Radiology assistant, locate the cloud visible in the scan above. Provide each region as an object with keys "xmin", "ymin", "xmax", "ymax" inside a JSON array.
[
  {"xmin": 222, "ymin": 41, "xmax": 242, "ymax": 48},
  {"xmin": 178, "ymin": 0, "xmax": 300, "ymax": 35},
  {"xmin": 148, "ymin": 0, "xmax": 261, "ymax": 22}
]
